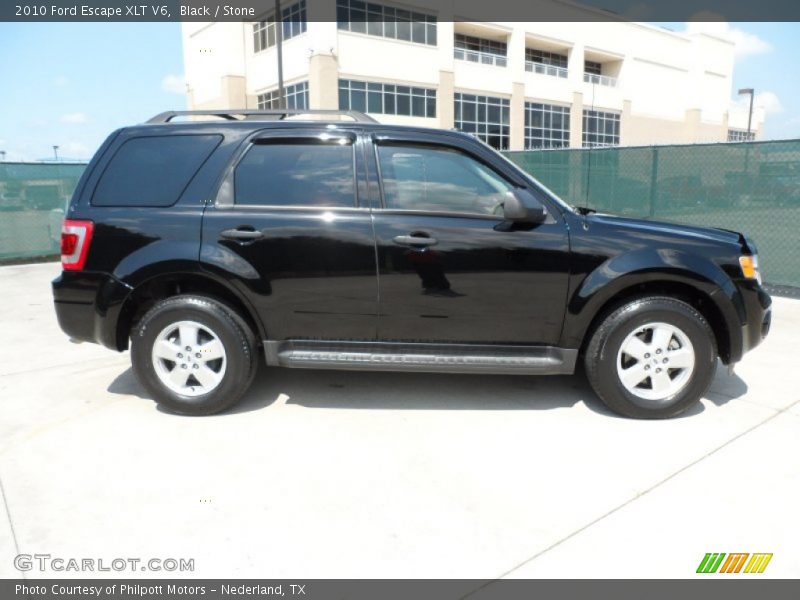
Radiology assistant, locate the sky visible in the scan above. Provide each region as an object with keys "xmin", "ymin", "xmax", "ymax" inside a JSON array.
[
  {"xmin": 0, "ymin": 21, "xmax": 797, "ymax": 162},
  {"xmin": 0, "ymin": 22, "xmax": 185, "ymax": 161}
]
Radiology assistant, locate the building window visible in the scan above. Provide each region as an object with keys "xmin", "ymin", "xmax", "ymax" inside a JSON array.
[
  {"xmin": 728, "ymin": 129, "xmax": 755, "ymax": 142},
  {"xmin": 454, "ymin": 34, "xmax": 507, "ymax": 67},
  {"xmin": 584, "ymin": 60, "xmax": 602, "ymax": 75},
  {"xmin": 339, "ymin": 79, "xmax": 436, "ymax": 118},
  {"xmin": 454, "ymin": 93, "xmax": 510, "ymax": 150},
  {"xmin": 253, "ymin": 0, "xmax": 307, "ymax": 53},
  {"xmin": 526, "ymin": 49, "xmax": 568, "ymax": 69},
  {"xmin": 336, "ymin": 0, "xmax": 437, "ymax": 46},
  {"xmin": 257, "ymin": 81, "xmax": 308, "ymax": 110},
  {"xmin": 582, "ymin": 109, "xmax": 620, "ymax": 148},
  {"xmin": 525, "ymin": 103, "xmax": 571, "ymax": 149}
]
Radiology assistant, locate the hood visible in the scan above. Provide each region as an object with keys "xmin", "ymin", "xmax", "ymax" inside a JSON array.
[{"xmin": 585, "ymin": 212, "xmax": 745, "ymax": 248}]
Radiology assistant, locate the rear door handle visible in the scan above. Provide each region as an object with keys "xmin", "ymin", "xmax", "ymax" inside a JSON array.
[
  {"xmin": 393, "ymin": 235, "xmax": 438, "ymax": 247},
  {"xmin": 220, "ymin": 227, "xmax": 264, "ymax": 241}
]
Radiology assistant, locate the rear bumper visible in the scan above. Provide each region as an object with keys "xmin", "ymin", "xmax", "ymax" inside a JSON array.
[{"xmin": 52, "ymin": 271, "xmax": 132, "ymax": 350}]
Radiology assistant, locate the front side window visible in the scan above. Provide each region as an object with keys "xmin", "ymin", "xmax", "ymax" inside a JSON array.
[
  {"xmin": 377, "ymin": 144, "xmax": 514, "ymax": 216},
  {"xmin": 234, "ymin": 141, "xmax": 355, "ymax": 207}
]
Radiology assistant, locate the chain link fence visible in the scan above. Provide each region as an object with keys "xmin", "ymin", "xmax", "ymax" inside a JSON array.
[
  {"xmin": 2, "ymin": 142, "xmax": 799, "ymax": 291},
  {"xmin": 0, "ymin": 162, "xmax": 86, "ymax": 262},
  {"xmin": 505, "ymin": 140, "xmax": 800, "ymax": 291}
]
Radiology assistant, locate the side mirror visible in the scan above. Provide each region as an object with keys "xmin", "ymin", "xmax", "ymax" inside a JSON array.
[{"xmin": 503, "ymin": 189, "xmax": 547, "ymax": 223}]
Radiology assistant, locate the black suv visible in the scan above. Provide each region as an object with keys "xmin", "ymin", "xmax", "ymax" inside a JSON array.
[{"xmin": 52, "ymin": 109, "xmax": 772, "ymax": 418}]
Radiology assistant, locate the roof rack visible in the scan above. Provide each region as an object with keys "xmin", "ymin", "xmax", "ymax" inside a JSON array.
[{"xmin": 146, "ymin": 109, "xmax": 379, "ymax": 124}]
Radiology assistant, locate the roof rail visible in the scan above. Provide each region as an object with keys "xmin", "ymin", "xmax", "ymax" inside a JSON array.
[{"xmin": 146, "ymin": 109, "xmax": 379, "ymax": 124}]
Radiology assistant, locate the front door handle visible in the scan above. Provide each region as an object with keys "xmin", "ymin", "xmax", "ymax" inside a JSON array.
[
  {"xmin": 220, "ymin": 227, "xmax": 264, "ymax": 241},
  {"xmin": 393, "ymin": 234, "xmax": 438, "ymax": 247}
]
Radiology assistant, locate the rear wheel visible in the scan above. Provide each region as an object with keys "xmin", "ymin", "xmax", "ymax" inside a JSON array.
[
  {"xmin": 131, "ymin": 295, "xmax": 258, "ymax": 415},
  {"xmin": 584, "ymin": 296, "xmax": 717, "ymax": 419}
]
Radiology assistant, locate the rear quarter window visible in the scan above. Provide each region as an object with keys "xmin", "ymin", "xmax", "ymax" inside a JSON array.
[{"xmin": 92, "ymin": 134, "xmax": 222, "ymax": 207}]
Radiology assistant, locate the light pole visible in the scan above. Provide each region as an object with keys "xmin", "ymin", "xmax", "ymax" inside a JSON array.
[
  {"xmin": 275, "ymin": 0, "xmax": 285, "ymax": 109},
  {"xmin": 738, "ymin": 87, "xmax": 755, "ymax": 139},
  {"xmin": 53, "ymin": 145, "xmax": 60, "ymax": 161}
]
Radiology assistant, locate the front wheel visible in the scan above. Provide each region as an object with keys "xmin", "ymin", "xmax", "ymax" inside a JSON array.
[
  {"xmin": 584, "ymin": 296, "xmax": 717, "ymax": 419},
  {"xmin": 131, "ymin": 295, "xmax": 258, "ymax": 415}
]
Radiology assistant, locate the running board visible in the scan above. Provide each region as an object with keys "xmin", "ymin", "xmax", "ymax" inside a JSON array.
[{"xmin": 263, "ymin": 340, "xmax": 577, "ymax": 375}]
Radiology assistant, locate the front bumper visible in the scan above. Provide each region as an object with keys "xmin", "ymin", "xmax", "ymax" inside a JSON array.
[
  {"xmin": 52, "ymin": 271, "xmax": 132, "ymax": 350},
  {"xmin": 739, "ymin": 282, "xmax": 772, "ymax": 357}
]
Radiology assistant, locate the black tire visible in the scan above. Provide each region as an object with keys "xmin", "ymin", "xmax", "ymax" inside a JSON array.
[
  {"xmin": 584, "ymin": 296, "xmax": 717, "ymax": 419},
  {"xmin": 131, "ymin": 295, "xmax": 258, "ymax": 415}
]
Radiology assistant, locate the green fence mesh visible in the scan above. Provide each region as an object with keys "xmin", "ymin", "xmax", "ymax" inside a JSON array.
[
  {"xmin": 2, "ymin": 142, "xmax": 799, "ymax": 289},
  {"xmin": 505, "ymin": 140, "xmax": 800, "ymax": 290},
  {"xmin": 0, "ymin": 162, "xmax": 86, "ymax": 261}
]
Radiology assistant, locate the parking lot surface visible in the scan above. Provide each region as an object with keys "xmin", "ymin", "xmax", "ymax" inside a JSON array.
[{"xmin": 1, "ymin": 262, "xmax": 798, "ymax": 579}]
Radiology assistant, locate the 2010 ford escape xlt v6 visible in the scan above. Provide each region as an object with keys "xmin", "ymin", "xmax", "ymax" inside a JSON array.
[{"xmin": 52, "ymin": 109, "xmax": 772, "ymax": 418}]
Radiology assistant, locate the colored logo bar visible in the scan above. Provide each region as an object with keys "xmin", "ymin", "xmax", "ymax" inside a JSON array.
[{"xmin": 697, "ymin": 553, "xmax": 773, "ymax": 574}]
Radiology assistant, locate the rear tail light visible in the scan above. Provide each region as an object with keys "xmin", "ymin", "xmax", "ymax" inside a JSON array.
[{"xmin": 61, "ymin": 220, "xmax": 94, "ymax": 271}]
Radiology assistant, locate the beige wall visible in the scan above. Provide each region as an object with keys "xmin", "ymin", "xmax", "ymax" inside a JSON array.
[
  {"xmin": 621, "ymin": 108, "xmax": 729, "ymax": 146},
  {"xmin": 308, "ymin": 54, "xmax": 339, "ymax": 110},
  {"xmin": 181, "ymin": 18, "xmax": 766, "ymax": 145},
  {"xmin": 437, "ymin": 70, "xmax": 455, "ymax": 129},
  {"xmin": 510, "ymin": 82, "xmax": 526, "ymax": 151}
]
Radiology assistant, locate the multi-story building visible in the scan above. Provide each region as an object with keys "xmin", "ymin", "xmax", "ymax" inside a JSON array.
[{"xmin": 181, "ymin": 0, "xmax": 764, "ymax": 150}]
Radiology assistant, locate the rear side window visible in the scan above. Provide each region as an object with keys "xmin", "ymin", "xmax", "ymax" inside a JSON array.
[
  {"xmin": 234, "ymin": 141, "xmax": 356, "ymax": 207},
  {"xmin": 92, "ymin": 134, "xmax": 221, "ymax": 206}
]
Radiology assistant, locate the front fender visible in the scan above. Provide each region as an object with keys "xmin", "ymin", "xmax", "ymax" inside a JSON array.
[{"xmin": 561, "ymin": 248, "xmax": 745, "ymax": 358}]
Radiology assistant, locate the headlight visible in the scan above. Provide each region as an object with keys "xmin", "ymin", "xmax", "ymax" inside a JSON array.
[{"xmin": 739, "ymin": 255, "xmax": 762, "ymax": 285}]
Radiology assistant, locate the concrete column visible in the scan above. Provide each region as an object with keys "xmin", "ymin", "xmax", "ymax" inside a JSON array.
[
  {"xmin": 684, "ymin": 108, "xmax": 702, "ymax": 144},
  {"xmin": 438, "ymin": 70, "xmax": 455, "ymax": 129},
  {"xmin": 620, "ymin": 99, "xmax": 632, "ymax": 146},
  {"xmin": 722, "ymin": 110, "xmax": 730, "ymax": 142},
  {"xmin": 221, "ymin": 75, "xmax": 247, "ymax": 109},
  {"xmin": 568, "ymin": 43, "xmax": 585, "ymax": 88},
  {"xmin": 308, "ymin": 54, "xmax": 340, "ymax": 110},
  {"xmin": 510, "ymin": 82, "xmax": 525, "ymax": 151},
  {"xmin": 507, "ymin": 26, "xmax": 526, "ymax": 76},
  {"xmin": 437, "ymin": 20, "xmax": 456, "ymax": 73},
  {"xmin": 570, "ymin": 91, "xmax": 584, "ymax": 148}
]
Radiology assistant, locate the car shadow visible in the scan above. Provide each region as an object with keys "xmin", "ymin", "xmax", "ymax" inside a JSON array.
[{"xmin": 106, "ymin": 358, "xmax": 748, "ymax": 418}]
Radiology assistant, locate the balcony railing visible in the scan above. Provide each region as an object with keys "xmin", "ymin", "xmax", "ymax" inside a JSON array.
[
  {"xmin": 525, "ymin": 61, "xmax": 568, "ymax": 79},
  {"xmin": 454, "ymin": 47, "xmax": 507, "ymax": 68},
  {"xmin": 584, "ymin": 72, "xmax": 618, "ymax": 87}
]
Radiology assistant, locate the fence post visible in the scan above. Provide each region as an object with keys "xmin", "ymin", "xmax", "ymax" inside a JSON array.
[{"xmin": 648, "ymin": 146, "xmax": 659, "ymax": 218}]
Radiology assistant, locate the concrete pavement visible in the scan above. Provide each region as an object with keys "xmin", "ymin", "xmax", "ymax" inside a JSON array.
[{"xmin": 0, "ymin": 262, "xmax": 798, "ymax": 579}]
